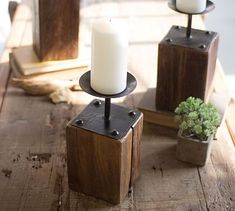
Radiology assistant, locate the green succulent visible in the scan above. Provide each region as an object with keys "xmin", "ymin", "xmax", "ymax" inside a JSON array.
[{"xmin": 175, "ymin": 97, "xmax": 221, "ymax": 141}]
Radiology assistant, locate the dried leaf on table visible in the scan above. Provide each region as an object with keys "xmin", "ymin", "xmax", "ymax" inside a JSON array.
[
  {"xmin": 49, "ymin": 87, "xmax": 74, "ymax": 104},
  {"xmin": 11, "ymin": 78, "xmax": 81, "ymax": 95}
]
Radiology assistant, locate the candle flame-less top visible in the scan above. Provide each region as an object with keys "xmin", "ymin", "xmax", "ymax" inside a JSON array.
[
  {"xmin": 91, "ymin": 19, "xmax": 128, "ymax": 95},
  {"xmin": 176, "ymin": 0, "xmax": 207, "ymax": 13}
]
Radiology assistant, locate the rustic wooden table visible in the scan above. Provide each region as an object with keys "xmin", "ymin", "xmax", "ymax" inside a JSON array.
[{"xmin": 0, "ymin": 1, "xmax": 234, "ymax": 210}]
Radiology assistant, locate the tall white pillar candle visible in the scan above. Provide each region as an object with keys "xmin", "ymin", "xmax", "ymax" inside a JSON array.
[
  {"xmin": 91, "ymin": 19, "xmax": 128, "ymax": 95},
  {"xmin": 176, "ymin": 0, "xmax": 207, "ymax": 13}
]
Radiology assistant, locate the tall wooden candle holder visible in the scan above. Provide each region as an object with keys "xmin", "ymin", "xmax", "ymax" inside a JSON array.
[
  {"xmin": 66, "ymin": 71, "xmax": 143, "ymax": 204},
  {"xmin": 10, "ymin": 0, "xmax": 83, "ymax": 77},
  {"xmin": 139, "ymin": 0, "xmax": 219, "ymax": 128},
  {"xmin": 32, "ymin": 0, "xmax": 79, "ymax": 61}
]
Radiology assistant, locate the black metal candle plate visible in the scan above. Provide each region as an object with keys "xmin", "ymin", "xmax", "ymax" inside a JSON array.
[
  {"xmin": 79, "ymin": 71, "xmax": 137, "ymax": 98},
  {"xmin": 168, "ymin": 0, "xmax": 215, "ymax": 38},
  {"xmin": 70, "ymin": 99, "xmax": 141, "ymax": 140},
  {"xmin": 168, "ymin": 0, "xmax": 215, "ymax": 15}
]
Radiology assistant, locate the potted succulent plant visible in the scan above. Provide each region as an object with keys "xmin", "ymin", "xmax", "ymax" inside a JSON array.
[{"xmin": 175, "ymin": 97, "xmax": 221, "ymax": 166}]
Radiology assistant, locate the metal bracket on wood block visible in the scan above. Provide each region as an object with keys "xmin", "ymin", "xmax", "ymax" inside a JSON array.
[
  {"xmin": 163, "ymin": 25, "xmax": 217, "ymax": 50},
  {"xmin": 70, "ymin": 99, "xmax": 142, "ymax": 140},
  {"xmin": 66, "ymin": 102, "xmax": 143, "ymax": 204},
  {"xmin": 156, "ymin": 25, "xmax": 219, "ymax": 112}
]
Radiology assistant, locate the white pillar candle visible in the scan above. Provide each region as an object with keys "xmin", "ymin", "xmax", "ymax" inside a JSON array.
[
  {"xmin": 176, "ymin": 0, "xmax": 207, "ymax": 13},
  {"xmin": 91, "ymin": 19, "xmax": 128, "ymax": 95}
]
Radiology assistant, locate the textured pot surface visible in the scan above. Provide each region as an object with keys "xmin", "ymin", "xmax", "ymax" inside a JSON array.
[{"xmin": 176, "ymin": 130, "xmax": 213, "ymax": 166}]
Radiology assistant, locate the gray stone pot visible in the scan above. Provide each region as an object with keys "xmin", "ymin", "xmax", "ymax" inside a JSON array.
[{"xmin": 176, "ymin": 130, "xmax": 213, "ymax": 166}]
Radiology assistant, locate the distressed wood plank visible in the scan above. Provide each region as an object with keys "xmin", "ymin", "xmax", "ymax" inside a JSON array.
[
  {"xmin": 197, "ymin": 123, "xmax": 235, "ymax": 210},
  {"xmin": 0, "ymin": 87, "xmax": 73, "ymax": 210},
  {"xmin": 132, "ymin": 123, "xmax": 207, "ymax": 211},
  {"xmin": 0, "ymin": 4, "xmax": 31, "ymax": 112},
  {"xmin": 0, "ymin": 63, "xmax": 10, "ymax": 112}
]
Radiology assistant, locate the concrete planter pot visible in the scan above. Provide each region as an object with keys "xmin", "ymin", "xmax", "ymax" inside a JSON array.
[{"xmin": 176, "ymin": 130, "xmax": 213, "ymax": 166}]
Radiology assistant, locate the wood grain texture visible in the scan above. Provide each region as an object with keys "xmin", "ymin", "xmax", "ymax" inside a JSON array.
[
  {"xmin": 156, "ymin": 26, "xmax": 219, "ymax": 112},
  {"xmin": 129, "ymin": 114, "xmax": 143, "ymax": 187},
  {"xmin": 32, "ymin": 0, "xmax": 79, "ymax": 61},
  {"xmin": 0, "ymin": 63, "xmax": 11, "ymax": 112},
  {"xmin": 66, "ymin": 124, "xmax": 132, "ymax": 204},
  {"xmin": 0, "ymin": 1, "xmax": 234, "ymax": 210},
  {"xmin": 138, "ymin": 82, "xmax": 229, "ymax": 133},
  {"xmin": 198, "ymin": 123, "xmax": 235, "ymax": 210},
  {"xmin": 0, "ymin": 4, "xmax": 31, "ymax": 112},
  {"xmin": 66, "ymin": 114, "xmax": 143, "ymax": 204}
]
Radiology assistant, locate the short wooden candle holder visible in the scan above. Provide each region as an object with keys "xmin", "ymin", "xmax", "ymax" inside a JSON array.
[
  {"xmin": 138, "ymin": 1, "xmax": 219, "ymax": 128},
  {"xmin": 139, "ymin": 27, "xmax": 219, "ymax": 128},
  {"xmin": 66, "ymin": 71, "xmax": 143, "ymax": 204}
]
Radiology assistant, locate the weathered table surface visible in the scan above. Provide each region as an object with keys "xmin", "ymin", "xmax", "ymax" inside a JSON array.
[{"xmin": 0, "ymin": 1, "xmax": 235, "ymax": 211}]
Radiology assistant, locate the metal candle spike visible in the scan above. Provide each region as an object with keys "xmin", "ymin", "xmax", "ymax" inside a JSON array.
[
  {"xmin": 104, "ymin": 98, "xmax": 111, "ymax": 121},
  {"xmin": 186, "ymin": 14, "xmax": 192, "ymax": 38},
  {"xmin": 76, "ymin": 71, "xmax": 141, "ymax": 139}
]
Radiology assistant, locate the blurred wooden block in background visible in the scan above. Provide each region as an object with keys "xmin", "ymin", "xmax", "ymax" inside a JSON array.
[{"xmin": 32, "ymin": 0, "xmax": 79, "ymax": 61}]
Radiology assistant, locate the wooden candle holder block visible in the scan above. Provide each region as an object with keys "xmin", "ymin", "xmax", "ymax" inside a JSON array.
[
  {"xmin": 156, "ymin": 25, "xmax": 219, "ymax": 112},
  {"xmin": 32, "ymin": 0, "xmax": 79, "ymax": 61},
  {"xmin": 66, "ymin": 100, "xmax": 143, "ymax": 204}
]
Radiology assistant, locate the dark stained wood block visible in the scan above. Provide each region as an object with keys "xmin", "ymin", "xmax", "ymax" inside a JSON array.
[
  {"xmin": 66, "ymin": 110, "xmax": 143, "ymax": 204},
  {"xmin": 129, "ymin": 116, "xmax": 143, "ymax": 186},
  {"xmin": 32, "ymin": 0, "xmax": 79, "ymax": 61},
  {"xmin": 156, "ymin": 26, "xmax": 219, "ymax": 112}
]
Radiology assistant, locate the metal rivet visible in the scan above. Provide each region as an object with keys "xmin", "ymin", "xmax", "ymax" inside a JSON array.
[
  {"xmin": 76, "ymin": 119, "xmax": 84, "ymax": 125},
  {"xmin": 129, "ymin": 111, "xmax": 136, "ymax": 117},
  {"xmin": 175, "ymin": 26, "xmax": 181, "ymax": 30},
  {"xmin": 199, "ymin": 44, "xmax": 206, "ymax": 49},
  {"xmin": 111, "ymin": 130, "xmax": 119, "ymax": 136},
  {"xmin": 166, "ymin": 38, "xmax": 173, "ymax": 43},
  {"xmin": 93, "ymin": 100, "xmax": 101, "ymax": 107},
  {"xmin": 206, "ymin": 31, "xmax": 212, "ymax": 35}
]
